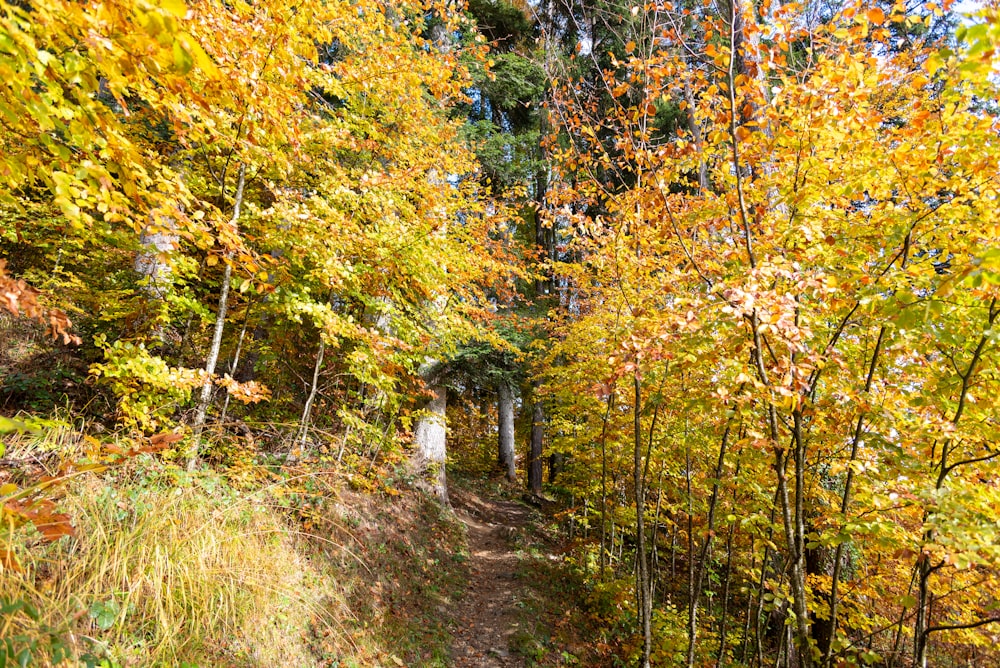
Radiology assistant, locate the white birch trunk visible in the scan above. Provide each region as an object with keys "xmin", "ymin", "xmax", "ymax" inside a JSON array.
[
  {"xmin": 134, "ymin": 223, "xmax": 176, "ymax": 300},
  {"xmin": 296, "ymin": 338, "xmax": 326, "ymax": 456},
  {"xmin": 189, "ymin": 164, "xmax": 246, "ymax": 468}
]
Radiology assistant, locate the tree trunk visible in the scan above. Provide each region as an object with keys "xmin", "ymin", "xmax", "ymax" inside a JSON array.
[
  {"xmin": 913, "ymin": 300, "xmax": 996, "ymax": 667},
  {"xmin": 296, "ymin": 338, "xmax": 326, "ymax": 456},
  {"xmin": 528, "ymin": 396, "xmax": 544, "ymax": 496},
  {"xmin": 548, "ymin": 452, "xmax": 563, "ymax": 483},
  {"xmin": 686, "ymin": 422, "xmax": 733, "ymax": 668},
  {"xmin": 914, "ymin": 560, "xmax": 931, "ymax": 668},
  {"xmin": 822, "ymin": 327, "xmax": 885, "ymax": 666},
  {"xmin": 599, "ymin": 387, "xmax": 615, "ymax": 576},
  {"xmin": 634, "ymin": 372, "xmax": 652, "ymax": 668},
  {"xmin": 219, "ymin": 302, "xmax": 253, "ymax": 425},
  {"xmin": 135, "ymin": 217, "xmax": 177, "ymax": 301},
  {"xmin": 135, "ymin": 162, "xmax": 185, "ymax": 313},
  {"xmin": 413, "ymin": 381, "xmax": 448, "ymax": 503},
  {"xmin": 135, "ymin": 200, "xmax": 179, "ymax": 345},
  {"xmin": 497, "ymin": 380, "xmax": 516, "ymax": 482},
  {"xmin": 189, "ymin": 164, "xmax": 246, "ymax": 469}
]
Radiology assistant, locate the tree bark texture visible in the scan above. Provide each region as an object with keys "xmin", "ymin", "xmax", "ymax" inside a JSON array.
[
  {"xmin": 634, "ymin": 372, "xmax": 652, "ymax": 668},
  {"xmin": 297, "ymin": 338, "xmax": 326, "ymax": 454},
  {"xmin": 413, "ymin": 382, "xmax": 449, "ymax": 503},
  {"xmin": 497, "ymin": 380, "xmax": 517, "ymax": 482},
  {"xmin": 528, "ymin": 398, "xmax": 544, "ymax": 496}
]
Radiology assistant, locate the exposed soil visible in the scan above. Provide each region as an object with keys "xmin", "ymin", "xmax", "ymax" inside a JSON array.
[{"xmin": 448, "ymin": 486, "xmax": 534, "ymax": 667}]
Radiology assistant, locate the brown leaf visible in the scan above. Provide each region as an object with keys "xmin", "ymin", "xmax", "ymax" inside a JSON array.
[{"xmin": 150, "ymin": 432, "xmax": 185, "ymax": 448}]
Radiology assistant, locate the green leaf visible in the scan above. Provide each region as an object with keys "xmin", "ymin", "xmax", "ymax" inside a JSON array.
[
  {"xmin": 860, "ymin": 649, "xmax": 882, "ymax": 665},
  {"xmin": 88, "ymin": 600, "xmax": 120, "ymax": 630},
  {"xmin": 0, "ymin": 417, "xmax": 34, "ymax": 434},
  {"xmin": 172, "ymin": 41, "xmax": 193, "ymax": 74}
]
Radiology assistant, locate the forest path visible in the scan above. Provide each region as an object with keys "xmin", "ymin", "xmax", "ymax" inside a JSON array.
[{"xmin": 447, "ymin": 486, "xmax": 535, "ymax": 667}]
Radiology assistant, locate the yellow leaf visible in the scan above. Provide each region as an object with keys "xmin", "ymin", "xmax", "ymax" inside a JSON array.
[
  {"xmin": 161, "ymin": 0, "xmax": 187, "ymax": 18},
  {"xmin": 924, "ymin": 53, "xmax": 943, "ymax": 76},
  {"xmin": 179, "ymin": 33, "xmax": 219, "ymax": 77}
]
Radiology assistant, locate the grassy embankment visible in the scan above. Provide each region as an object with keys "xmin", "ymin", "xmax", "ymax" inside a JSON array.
[{"xmin": 1, "ymin": 422, "xmax": 470, "ymax": 667}]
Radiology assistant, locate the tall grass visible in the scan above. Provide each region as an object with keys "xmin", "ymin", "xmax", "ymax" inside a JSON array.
[
  {"xmin": 2, "ymin": 471, "xmax": 334, "ymax": 666},
  {"xmin": 1, "ymin": 422, "xmax": 475, "ymax": 667}
]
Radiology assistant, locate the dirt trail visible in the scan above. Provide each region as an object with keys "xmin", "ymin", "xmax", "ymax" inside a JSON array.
[{"xmin": 448, "ymin": 488, "xmax": 535, "ymax": 667}]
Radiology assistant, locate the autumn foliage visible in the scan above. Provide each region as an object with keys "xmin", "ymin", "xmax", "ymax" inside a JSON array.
[
  {"xmin": 2, "ymin": 0, "xmax": 1000, "ymax": 665},
  {"xmin": 539, "ymin": 0, "xmax": 1000, "ymax": 665}
]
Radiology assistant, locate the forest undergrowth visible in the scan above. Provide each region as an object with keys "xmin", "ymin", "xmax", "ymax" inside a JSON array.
[
  {"xmin": 0, "ymin": 419, "xmax": 471, "ymax": 667},
  {"xmin": 0, "ymin": 417, "xmax": 615, "ymax": 668}
]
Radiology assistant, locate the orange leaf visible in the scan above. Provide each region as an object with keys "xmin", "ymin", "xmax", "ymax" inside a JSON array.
[{"xmin": 150, "ymin": 432, "xmax": 184, "ymax": 448}]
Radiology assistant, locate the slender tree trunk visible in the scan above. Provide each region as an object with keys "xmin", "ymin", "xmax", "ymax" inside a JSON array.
[
  {"xmin": 528, "ymin": 395, "xmax": 544, "ymax": 496},
  {"xmin": 887, "ymin": 568, "xmax": 918, "ymax": 668},
  {"xmin": 189, "ymin": 164, "xmax": 246, "ymax": 469},
  {"xmin": 670, "ymin": 521, "xmax": 677, "ymax": 590},
  {"xmin": 775, "ymin": 440, "xmax": 812, "ymax": 667},
  {"xmin": 683, "ymin": 79, "xmax": 709, "ymax": 193},
  {"xmin": 717, "ymin": 492, "xmax": 739, "ymax": 665},
  {"xmin": 610, "ymin": 520, "xmax": 617, "ymax": 571},
  {"xmin": 913, "ymin": 300, "xmax": 997, "ymax": 667},
  {"xmin": 219, "ymin": 302, "xmax": 253, "ymax": 425},
  {"xmin": 599, "ymin": 387, "xmax": 615, "ymax": 576},
  {"xmin": 686, "ymin": 442, "xmax": 696, "ymax": 667},
  {"xmin": 687, "ymin": 422, "xmax": 733, "ymax": 668},
  {"xmin": 914, "ymin": 561, "xmax": 932, "ymax": 667},
  {"xmin": 822, "ymin": 326, "xmax": 885, "ymax": 666},
  {"xmin": 634, "ymin": 372, "xmax": 652, "ymax": 668},
  {"xmin": 497, "ymin": 380, "xmax": 517, "ymax": 482},
  {"xmin": 752, "ymin": 488, "xmax": 784, "ymax": 668},
  {"xmin": 790, "ymin": 411, "xmax": 813, "ymax": 666},
  {"xmin": 296, "ymin": 338, "xmax": 326, "ymax": 455},
  {"xmin": 739, "ymin": 535, "xmax": 756, "ymax": 666},
  {"xmin": 649, "ymin": 469, "xmax": 665, "ymax": 605}
]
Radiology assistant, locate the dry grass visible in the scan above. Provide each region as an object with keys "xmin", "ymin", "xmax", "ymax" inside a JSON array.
[
  {"xmin": 1, "ymin": 422, "xmax": 478, "ymax": 667},
  {"xmin": 1, "ymin": 471, "xmax": 335, "ymax": 666}
]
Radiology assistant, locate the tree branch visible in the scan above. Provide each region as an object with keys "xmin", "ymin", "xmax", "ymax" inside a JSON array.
[{"xmin": 926, "ymin": 617, "xmax": 1000, "ymax": 635}]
